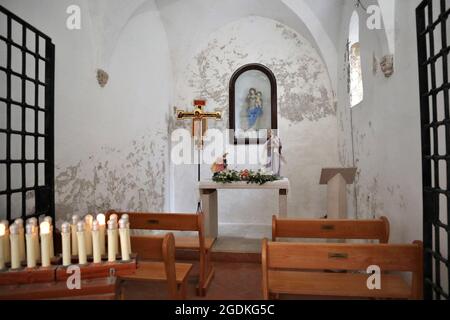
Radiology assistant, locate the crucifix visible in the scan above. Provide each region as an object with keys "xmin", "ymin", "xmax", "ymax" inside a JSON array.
[
  {"xmin": 176, "ymin": 100, "xmax": 222, "ymax": 149},
  {"xmin": 176, "ymin": 100, "xmax": 222, "ymax": 210}
]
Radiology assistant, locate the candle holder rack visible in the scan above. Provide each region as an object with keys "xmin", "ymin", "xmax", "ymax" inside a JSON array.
[
  {"xmin": 0, "ymin": 255, "xmax": 137, "ymax": 286},
  {"xmin": 55, "ymin": 259, "xmax": 137, "ymax": 282},
  {"xmin": 0, "ymin": 266, "xmax": 57, "ymax": 286},
  {"xmin": 68, "ymin": 253, "xmax": 138, "ymax": 264},
  {"xmin": 0, "ymin": 255, "xmax": 61, "ymax": 273}
]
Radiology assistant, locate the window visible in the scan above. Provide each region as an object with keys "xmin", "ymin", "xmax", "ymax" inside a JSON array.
[{"xmin": 349, "ymin": 11, "xmax": 364, "ymax": 108}]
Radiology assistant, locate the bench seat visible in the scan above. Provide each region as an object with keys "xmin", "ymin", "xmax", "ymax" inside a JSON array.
[
  {"xmin": 175, "ymin": 237, "xmax": 215, "ymax": 250},
  {"xmin": 120, "ymin": 261, "xmax": 193, "ymax": 284},
  {"xmin": 269, "ymin": 271, "xmax": 411, "ymax": 299}
]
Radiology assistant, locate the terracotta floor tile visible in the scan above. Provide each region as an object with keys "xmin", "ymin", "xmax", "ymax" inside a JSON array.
[{"xmin": 122, "ymin": 260, "xmax": 262, "ymax": 300}]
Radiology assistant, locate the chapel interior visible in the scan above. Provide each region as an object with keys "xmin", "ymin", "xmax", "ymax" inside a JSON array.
[{"xmin": 0, "ymin": 0, "xmax": 449, "ymax": 301}]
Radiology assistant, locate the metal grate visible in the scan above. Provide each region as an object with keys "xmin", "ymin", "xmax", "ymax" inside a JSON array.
[
  {"xmin": 0, "ymin": 5, "xmax": 55, "ymax": 224},
  {"xmin": 416, "ymin": 0, "xmax": 450, "ymax": 300}
]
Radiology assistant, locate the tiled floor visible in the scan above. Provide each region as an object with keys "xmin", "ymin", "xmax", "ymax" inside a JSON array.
[
  {"xmin": 122, "ymin": 237, "xmax": 264, "ymax": 300},
  {"xmin": 212, "ymin": 237, "xmax": 262, "ymax": 253},
  {"xmin": 122, "ymin": 260, "xmax": 263, "ymax": 300}
]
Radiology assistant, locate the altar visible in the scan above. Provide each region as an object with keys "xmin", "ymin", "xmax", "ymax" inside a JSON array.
[{"xmin": 199, "ymin": 178, "xmax": 290, "ymax": 238}]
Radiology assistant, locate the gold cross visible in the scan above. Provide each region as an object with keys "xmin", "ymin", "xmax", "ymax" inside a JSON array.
[{"xmin": 176, "ymin": 100, "xmax": 222, "ymax": 149}]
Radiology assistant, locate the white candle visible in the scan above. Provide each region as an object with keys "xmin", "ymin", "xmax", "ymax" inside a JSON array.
[
  {"xmin": 10, "ymin": 224, "xmax": 21, "ymax": 269},
  {"xmin": 109, "ymin": 214, "xmax": 119, "ymax": 255},
  {"xmin": 77, "ymin": 221, "xmax": 87, "ymax": 265},
  {"xmin": 61, "ymin": 222, "xmax": 71, "ymax": 267},
  {"xmin": 121, "ymin": 214, "xmax": 132, "ymax": 254},
  {"xmin": 44, "ymin": 217, "xmax": 54, "ymax": 258},
  {"xmin": 107, "ymin": 220, "xmax": 116, "ymax": 262},
  {"xmin": 84, "ymin": 215, "xmax": 93, "ymax": 256},
  {"xmin": 96, "ymin": 214, "xmax": 106, "ymax": 256},
  {"xmin": 0, "ymin": 221, "xmax": 9, "ymax": 264},
  {"xmin": 40, "ymin": 221, "xmax": 51, "ymax": 268},
  {"xmin": 25, "ymin": 224, "xmax": 36, "ymax": 269},
  {"xmin": 14, "ymin": 219, "xmax": 25, "ymax": 262},
  {"xmin": 71, "ymin": 215, "xmax": 80, "ymax": 256},
  {"xmin": 119, "ymin": 219, "xmax": 130, "ymax": 261},
  {"xmin": 0, "ymin": 223, "xmax": 5, "ymax": 270},
  {"xmin": 27, "ymin": 218, "xmax": 40, "ymax": 261},
  {"xmin": 92, "ymin": 221, "xmax": 101, "ymax": 264}
]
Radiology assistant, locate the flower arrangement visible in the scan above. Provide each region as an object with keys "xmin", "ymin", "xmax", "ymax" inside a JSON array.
[
  {"xmin": 211, "ymin": 153, "xmax": 280, "ymax": 185},
  {"xmin": 212, "ymin": 169, "xmax": 280, "ymax": 185}
]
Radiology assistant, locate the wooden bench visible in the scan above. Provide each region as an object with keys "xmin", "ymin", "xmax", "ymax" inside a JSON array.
[
  {"xmin": 107, "ymin": 210, "xmax": 215, "ymax": 296},
  {"xmin": 272, "ymin": 216, "xmax": 390, "ymax": 243},
  {"xmin": 0, "ymin": 277, "xmax": 119, "ymax": 300},
  {"xmin": 118, "ymin": 233, "xmax": 192, "ymax": 300},
  {"xmin": 262, "ymin": 240, "xmax": 423, "ymax": 300}
]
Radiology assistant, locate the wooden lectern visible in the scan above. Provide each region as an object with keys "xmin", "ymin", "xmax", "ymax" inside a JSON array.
[{"xmin": 320, "ymin": 168, "xmax": 357, "ymax": 219}]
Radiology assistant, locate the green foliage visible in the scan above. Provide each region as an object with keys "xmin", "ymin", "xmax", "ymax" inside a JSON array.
[{"xmin": 212, "ymin": 170, "xmax": 280, "ymax": 185}]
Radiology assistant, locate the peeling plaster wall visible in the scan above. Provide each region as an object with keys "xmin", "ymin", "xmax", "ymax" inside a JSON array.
[
  {"xmin": 1, "ymin": 0, "xmax": 172, "ymax": 221},
  {"xmin": 172, "ymin": 17, "xmax": 339, "ymax": 237},
  {"xmin": 336, "ymin": 0, "xmax": 423, "ymax": 244}
]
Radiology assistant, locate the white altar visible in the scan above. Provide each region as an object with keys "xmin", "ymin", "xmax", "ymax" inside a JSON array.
[{"xmin": 199, "ymin": 178, "xmax": 290, "ymax": 238}]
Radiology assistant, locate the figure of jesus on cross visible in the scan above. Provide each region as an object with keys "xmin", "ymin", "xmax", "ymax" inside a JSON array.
[{"xmin": 176, "ymin": 99, "xmax": 222, "ymax": 150}]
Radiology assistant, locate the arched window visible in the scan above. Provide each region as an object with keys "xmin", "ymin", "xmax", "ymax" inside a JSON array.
[{"xmin": 349, "ymin": 11, "xmax": 363, "ymax": 108}]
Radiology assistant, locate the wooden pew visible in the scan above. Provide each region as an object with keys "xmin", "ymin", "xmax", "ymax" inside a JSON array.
[
  {"xmin": 107, "ymin": 210, "xmax": 215, "ymax": 296},
  {"xmin": 118, "ymin": 233, "xmax": 192, "ymax": 300},
  {"xmin": 272, "ymin": 216, "xmax": 390, "ymax": 243},
  {"xmin": 0, "ymin": 277, "xmax": 119, "ymax": 300},
  {"xmin": 262, "ymin": 240, "xmax": 423, "ymax": 300}
]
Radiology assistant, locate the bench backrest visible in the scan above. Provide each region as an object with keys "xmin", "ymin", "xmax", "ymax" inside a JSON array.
[
  {"xmin": 262, "ymin": 239, "xmax": 423, "ymax": 299},
  {"xmin": 272, "ymin": 216, "xmax": 390, "ymax": 243},
  {"xmin": 131, "ymin": 233, "xmax": 177, "ymax": 298},
  {"xmin": 106, "ymin": 210, "xmax": 206, "ymax": 252}
]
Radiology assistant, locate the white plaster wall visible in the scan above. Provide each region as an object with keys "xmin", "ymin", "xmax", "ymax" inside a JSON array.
[
  {"xmin": 336, "ymin": 0, "xmax": 423, "ymax": 245},
  {"xmin": 157, "ymin": 0, "xmax": 324, "ymax": 89},
  {"xmin": 172, "ymin": 17, "xmax": 339, "ymax": 238},
  {"xmin": 1, "ymin": 0, "xmax": 172, "ymax": 221}
]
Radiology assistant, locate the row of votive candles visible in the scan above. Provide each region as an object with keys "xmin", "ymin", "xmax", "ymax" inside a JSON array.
[
  {"xmin": 0, "ymin": 216, "xmax": 54, "ymax": 270},
  {"xmin": 0, "ymin": 213, "xmax": 132, "ymax": 271}
]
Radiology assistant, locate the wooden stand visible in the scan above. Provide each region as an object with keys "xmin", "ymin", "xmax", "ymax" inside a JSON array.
[
  {"xmin": 0, "ymin": 266, "xmax": 57, "ymax": 285},
  {"xmin": 56, "ymin": 260, "xmax": 137, "ymax": 281},
  {"xmin": 0, "ymin": 256, "xmax": 137, "ymax": 286},
  {"xmin": 320, "ymin": 168, "xmax": 357, "ymax": 219}
]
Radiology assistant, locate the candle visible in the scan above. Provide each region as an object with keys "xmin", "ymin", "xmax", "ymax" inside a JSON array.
[
  {"xmin": 92, "ymin": 221, "xmax": 101, "ymax": 264},
  {"xmin": 71, "ymin": 215, "xmax": 80, "ymax": 256},
  {"xmin": 96, "ymin": 214, "xmax": 106, "ymax": 256},
  {"xmin": 107, "ymin": 220, "xmax": 116, "ymax": 262},
  {"xmin": 119, "ymin": 219, "xmax": 130, "ymax": 261},
  {"xmin": 121, "ymin": 214, "xmax": 132, "ymax": 254},
  {"xmin": 27, "ymin": 218, "xmax": 40, "ymax": 261},
  {"xmin": 84, "ymin": 215, "xmax": 93, "ymax": 256},
  {"xmin": 0, "ymin": 221, "xmax": 10, "ymax": 264},
  {"xmin": 40, "ymin": 221, "xmax": 51, "ymax": 268},
  {"xmin": 25, "ymin": 224, "xmax": 36, "ymax": 268},
  {"xmin": 10, "ymin": 224, "xmax": 21, "ymax": 269},
  {"xmin": 109, "ymin": 214, "xmax": 119, "ymax": 255},
  {"xmin": 14, "ymin": 219, "xmax": 25, "ymax": 262},
  {"xmin": 61, "ymin": 222, "xmax": 71, "ymax": 267},
  {"xmin": 0, "ymin": 223, "xmax": 5, "ymax": 270},
  {"xmin": 77, "ymin": 221, "xmax": 87, "ymax": 265},
  {"xmin": 44, "ymin": 217, "xmax": 54, "ymax": 258}
]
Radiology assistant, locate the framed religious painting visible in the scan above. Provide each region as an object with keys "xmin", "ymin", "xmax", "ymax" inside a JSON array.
[{"xmin": 229, "ymin": 63, "xmax": 278, "ymax": 145}]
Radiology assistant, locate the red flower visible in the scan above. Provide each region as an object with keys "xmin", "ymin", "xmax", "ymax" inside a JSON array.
[{"xmin": 240, "ymin": 169, "xmax": 250, "ymax": 180}]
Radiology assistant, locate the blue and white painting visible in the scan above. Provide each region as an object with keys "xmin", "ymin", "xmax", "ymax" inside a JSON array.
[{"xmin": 235, "ymin": 70, "xmax": 272, "ymax": 134}]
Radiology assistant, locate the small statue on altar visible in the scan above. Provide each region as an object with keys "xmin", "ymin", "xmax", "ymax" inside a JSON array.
[
  {"xmin": 263, "ymin": 130, "xmax": 285, "ymax": 176},
  {"xmin": 211, "ymin": 153, "xmax": 228, "ymax": 174}
]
